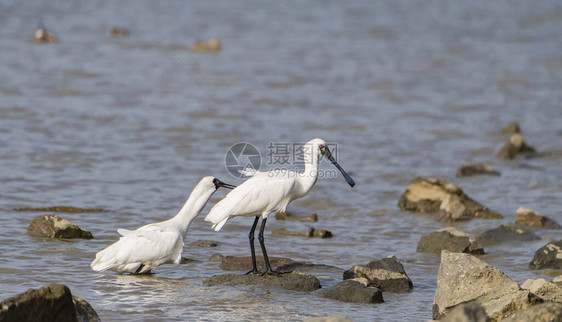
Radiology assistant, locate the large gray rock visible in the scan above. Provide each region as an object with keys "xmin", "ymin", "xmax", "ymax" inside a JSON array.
[
  {"xmin": 530, "ymin": 240, "xmax": 562, "ymax": 270},
  {"xmin": 398, "ymin": 177, "xmax": 502, "ymax": 220},
  {"xmin": 441, "ymin": 302, "xmax": 489, "ymax": 322},
  {"xmin": 433, "ymin": 251, "xmax": 541, "ymax": 321},
  {"xmin": 456, "ymin": 164, "xmax": 500, "ymax": 177},
  {"xmin": 275, "ymin": 212, "xmax": 318, "ymax": 223},
  {"xmin": 218, "ymin": 256, "xmax": 314, "ymax": 272},
  {"xmin": 477, "ymin": 225, "xmax": 540, "ymax": 245},
  {"xmin": 515, "ymin": 208, "xmax": 561, "ymax": 229},
  {"xmin": 321, "ymin": 280, "xmax": 383, "ymax": 304},
  {"xmin": 417, "ymin": 227, "xmax": 484, "ymax": 254},
  {"xmin": 521, "ymin": 278, "xmax": 562, "ymax": 303},
  {"xmin": 496, "ymin": 133, "xmax": 536, "ymax": 160},
  {"xmin": 343, "ymin": 256, "xmax": 413, "ymax": 292},
  {"xmin": 502, "ymin": 302, "xmax": 562, "ymax": 322},
  {"xmin": 203, "ymin": 272, "xmax": 321, "ymax": 292},
  {"xmin": 0, "ymin": 284, "xmax": 100, "ymax": 322},
  {"xmin": 27, "ymin": 215, "xmax": 93, "ymax": 239}
]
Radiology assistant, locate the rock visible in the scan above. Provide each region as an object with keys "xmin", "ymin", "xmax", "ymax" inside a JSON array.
[
  {"xmin": 306, "ymin": 316, "xmax": 352, "ymax": 322},
  {"xmin": 554, "ymin": 275, "xmax": 562, "ymax": 288},
  {"xmin": 456, "ymin": 164, "xmax": 501, "ymax": 177},
  {"xmin": 208, "ymin": 254, "xmax": 224, "ymax": 262},
  {"xmin": 437, "ymin": 194, "xmax": 469, "ymax": 221},
  {"xmin": 180, "ymin": 257, "xmax": 197, "ymax": 264},
  {"xmin": 189, "ymin": 38, "xmax": 220, "ymax": 53},
  {"xmin": 275, "ymin": 212, "xmax": 318, "ymax": 223},
  {"xmin": 203, "ymin": 272, "xmax": 321, "ymax": 292},
  {"xmin": 496, "ymin": 133, "xmax": 536, "ymax": 160},
  {"xmin": 321, "ymin": 280, "xmax": 383, "ymax": 304},
  {"xmin": 441, "ymin": 302, "xmax": 489, "ymax": 322},
  {"xmin": 521, "ymin": 278, "xmax": 562, "ymax": 303},
  {"xmin": 14, "ymin": 206, "xmax": 105, "ymax": 213},
  {"xmin": 433, "ymin": 251, "xmax": 541, "ymax": 321},
  {"xmin": 515, "ymin": 208, "xmax": 561, "ymax": 229},
  {"xmin": 0, "ymin": 284, "xmax": 100, "ymax": 322},
  {"xmin": 107, "ymin": 27, "xmax": 128, "ymax": 37},
  {"xmin": 477, "ymin": 225, "xmax": 540, "ymax": 245},
  {"xmin": 219, "ymin": 255, "xmax": 314, "ymax": 272},
  {"xmin": 398, "ymin": 177, "xmax": 502, "ymax": 220},
  {"xmin": 34, "ymin": 27, "xmax": 55, "ymax": 43},
  {"xmin": 500, "ymin": 122, "xmax": 521, "ymax": 135},
  {"xmin": 27, "ymin": 215, "xmax": 93, "ymax": 239},
  {"xmin": 271, "ymin": 227, "xmax": 332, "ymax": 238},
  {"xmin": 530, "ymin": 240, "xmax": 562, "ymax": 270},
  {"xmin": 343, "ymin": 256, "xmax": 413, "ymax": 292},
  {"xmin": 188, "ymin": 240, "xmax": 219, "ymax": 247},
  {"xmin": 417, "ymin": 227, "xmax": 484, "ymax": 254},
  {"xmin": 502, "ymin": 302, "xmax": 562, "ymax": 322}
]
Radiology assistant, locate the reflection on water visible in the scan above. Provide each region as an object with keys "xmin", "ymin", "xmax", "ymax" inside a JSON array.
[{"xmin": 1, "ymin": 0, "xmax": 562, "ymax": 320}]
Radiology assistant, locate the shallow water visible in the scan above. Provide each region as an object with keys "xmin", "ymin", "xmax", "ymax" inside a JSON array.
[{"xmin": 1, "ymin": 0, "xmax": 562, "ymax": 321}]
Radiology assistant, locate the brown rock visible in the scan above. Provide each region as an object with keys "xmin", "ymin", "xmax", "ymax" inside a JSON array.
[
  {"xmin": 321, "ymin": 280, "xmax": 384, "ymax": 304},
  {"xmin": 188, "ymin": 240, "xmax": 219, "ymax": 247},
  {"xmin": 398, "ymin": 177, "xmax": 502, "ymax": 220},
  {"xmin": 189, "ymin": 38, "xmax": 220, "ymax": 53},
  {"xmin": 477, "ymin": 225, "xmax": 540, "ymax": 246},
  {"xmin": 456, "ymin": 164, "xmax": 501, "ymax": 177},
  {"xmin": 515, "ymin": 207, "xmax": 561, "ymax": 229},
  {"xmin": 14, "ymin": 206, "xmax": 105, "ymax": 213},
  {"xmin": 275, "ymin": 212, "xmax": 318, "ymax": 223},
  {"xmin": 0, "ymin": 284, "xmax": 100, "ymax": 322},
  {"xmin": 442, "ymin": 302, "xmax": 489, "ymax": 322},
  {"xmin": 343, "ymin": 256, "xmax": 413, "ymax": 292},
  {"xmin": 530, "ymin": 240, "xmax": 562, "ymax": 270},
  {"xmin": 496, "ymin": 133, "xmax": 536, "ymax": 160},
  {"xmin": 500, "ymin": 122, "xmax": 520, "ymax": 134},
  {"xmin": 417, "ymin": 227, "xmax": 484, "ymax": 254},
  {"xmin": 271, "ymin": 227, "xmax": 332, "ymax": 238},
  {"xmin": 502, "ymin": 302, "xmax": 562, "ymax": 322},
  {"xmin": 521, "ymin": 278, "xmax": 562, "ymax": 303},
  {"xmin": 219, "ymin": 255, "xmax": 314, "ymax": 272},
  {"xmin": 203, "ymin": 271, "xmax": 321, "ymax": 292},
  {"xmin": 27, "ymin": 215, "xmax": 93, "ymax": 239}
]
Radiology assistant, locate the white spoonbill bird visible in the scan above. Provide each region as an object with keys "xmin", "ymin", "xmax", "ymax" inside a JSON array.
[
  {"xmin": 91, "ymin": 177, "xmax": 235, "ymax": 274},
  {"xmin": 205, "ymin": 138, "xmax": 355, "ymax": 275}
]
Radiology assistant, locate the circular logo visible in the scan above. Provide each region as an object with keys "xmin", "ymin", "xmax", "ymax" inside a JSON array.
[{"xmin": 225, "ymin": 142, "xmax": 261, "ymax": 178}]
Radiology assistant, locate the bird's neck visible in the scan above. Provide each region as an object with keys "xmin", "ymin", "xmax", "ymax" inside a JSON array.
[
  {"xmin": 171, "ymin": 188, "xmax": 214, "ymax": 238},
  {"xmin": 297, "ymin": 148, "xmax": 320, "ymax": 196}
]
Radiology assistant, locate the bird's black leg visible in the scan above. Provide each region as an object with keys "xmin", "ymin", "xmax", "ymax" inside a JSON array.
[
  {"xmin": 244, "ymin": 216, "xmax": 260, "ymax": 275},
  {"xmin": 134, "ymin": 263, "xmax": 145, "ymax": 275},
  {"xmin": 258, "ymin": 217, "xmax": 282, "ymax": 276}
]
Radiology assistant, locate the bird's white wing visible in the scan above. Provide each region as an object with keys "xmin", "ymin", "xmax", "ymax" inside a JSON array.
[
  {"xmin": 205, "ymin": 173, "xmax": 296, "ymax": 231},
  {"xmin": 91, "ymin": 229, "xmax": 182, "ymax": 272}
]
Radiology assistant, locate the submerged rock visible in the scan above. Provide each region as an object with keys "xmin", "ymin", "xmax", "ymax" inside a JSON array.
[
  {"xmin": 530, "ymin": 240, "xmax": 562, "ymax": 270},
  {"xmin": 433, "ymin": 251, "xmax": 541, "ymax": 321},
  {"xmin": 203, "ymin": 272, "xmax": 321, "ymax": 292},
  {"xmin": 521, "ymin": 278, "xmax": 562, "ymax": 303},
  {"xmin": 306, "ymin": 316, "xmax": 352, "ymax": 322},
  {"xmin": 14, "ymin": 206, "xmax": 105, "ymax": 213},
  {"xmin": 0, "ymin": 284, "xmax": 100, "ymax": 322},
  {"xmin": 441, "ymin": 302, "xmax": 489, "ymax": 322},
  {"xmin": 477, "ymin": 225, "xmax": 540, "ymax": 246},
  {"xmin": 188, "ymin": 240, "xmax": 219, "ymax": 247},
  {"xmin": 219, "ymin": 255, "xmax": 314, "ymax": 272},
  {"xmin": 343, "ymin": 256, "xmax": 413, "ymax": 292},
  {"xmin": 321, "ymin": 280, "xmax": 383, "ymax": 304},
  {"xmin": 271, "ymin": 227, "xmax": 332, "ymax": 238},
  {"xmin": 417, "ymin": 227, "xmax": 484, "ymax": 254},
  {"xmin": 398, "ymin": 177, "xmax": 502, "ymax": 220},
  {"xmin": 502, "ymin": 302, "xmax": 562, "ymax": 322},
  {"xmin": 27, "ymin": 215, "xmax": 93, "ymax": 239},
  {"xmin": 456, "ymin": 164, "xmax": 501, "ymax": 177},
  {"xmin": 275, "ymin": 212, "xmax": 318, "ymax": 223},
  {"xmin": 515, "ymin": 207, "xmax": 561, "ymax": 229},
  {"xmin": 496, "ymin": 133, "xmax": 536, "ymax": 160}
]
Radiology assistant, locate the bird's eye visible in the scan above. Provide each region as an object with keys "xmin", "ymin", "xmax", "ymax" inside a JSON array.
[
  {"xmin": 212, "ymin": 178, "xmax": 219, "ymax": 184},
  {"xmin": 319, "ymin": 145, "xmax": 326, "ymax": 150}
]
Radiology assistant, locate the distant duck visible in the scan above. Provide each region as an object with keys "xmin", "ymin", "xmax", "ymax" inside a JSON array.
[
  {"xmin": 34, "ymin": 27, "xmax": 55, "ymax": 43},
  {"xmin": 189, "ymin": 37, "xmax": 220, "ymax": 53},
  {"xmin": 107, "ymin": 27, "xmax": 128, "ymax": 38}
]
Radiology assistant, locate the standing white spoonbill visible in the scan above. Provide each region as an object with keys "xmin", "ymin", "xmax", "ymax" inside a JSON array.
[
  {"xmin": 205, "ymin": 138, "xmax": 355, "ymax": 275},
  {"xmin": 91, "ymin": 177, "xmax": 235, "ymax": 274}
]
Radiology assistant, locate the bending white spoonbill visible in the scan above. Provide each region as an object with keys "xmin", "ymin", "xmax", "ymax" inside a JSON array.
[
  {"xmin": 91, "ymin": 177, "xmax": 235, "ymax": 274},
  {"xmin": 205, "ymin": 138, "xmax": 355, "ymax": 275}
]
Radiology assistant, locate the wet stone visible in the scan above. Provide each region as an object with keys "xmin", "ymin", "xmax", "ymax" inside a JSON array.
[
  {"xmin": 529, "ymin": 240, "xmax": 562, "ymax": 270},
  {"xmin": 500, "ymin": 122, "xmax": 521, "ymax": 134},
  {"xmin": 456, "ymin": 163, "xmax": 501, "ymax": 177},
  {"xmin": 343, "ymin": 256, "xmax": 413, "ymax": 292},
  {"xmin": 219, "ymin": 255, "xmax": 314, "ymax": 272},
  {"xmin": 203, "ymin": 272, "xmax": 321, "ymax": 292},
  {"xmin": 515, "ymin": 207, "xmax": 561, "ymax": 229},
  {"xmin": 398, "ymin": 177, "xmax": 502, "ymax": 220},
  {"xmin": 521, "ymin": 278, "xmax": 562, "ymax": 303},
  {"xmin": 477, "ymin": 225, "xmax": 540, "ymax": 246},
  {"xmin": 27, "ymin": 215, "xmax": 93, "ymax": 239},
  {"xmin": 417, "ymin": 227, "xmax": 484, "ymax": 254},
  {"xmin": 503, "ymin": 302, "xmax": 562, "ymax": 322},
  {"xmin": 271, "ymin": 227, "xmax": 332, "ymax": 238},
  {"xmin": 441, "ymin": 302, "xmax": 489, "ymax": 322},
  {"xmin": 496, "ymin": 133, "xmax": 536, "ymax": 160},
  {"xmin": 321, "ymin": 280, "xmax": 383, "ymax": 304},
  {"xmin": 188, "ymin": 240, "xmax": 219, "ymax": 247},
  {"xmin": 275, "ymin": 212, "xmax": 318, "ymax": 223},
  {"xmin": 14, "ymin": 206, "xmax": 105, "ymax": 213}
]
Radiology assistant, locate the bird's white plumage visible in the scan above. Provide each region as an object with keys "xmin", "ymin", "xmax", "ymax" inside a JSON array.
[
  {"xmin": 91, "ymin": 176, "xmax": 221, "ymax": 274},
  {"xmin": 205, "ymin": 138, "xmax": 334, "ymax": 231}
]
